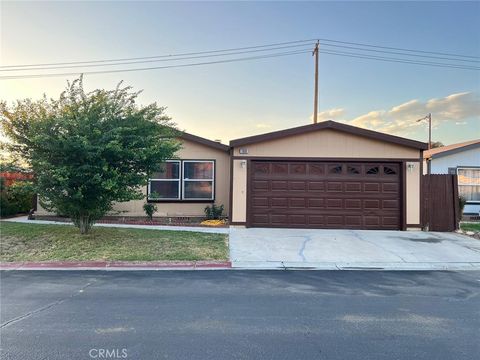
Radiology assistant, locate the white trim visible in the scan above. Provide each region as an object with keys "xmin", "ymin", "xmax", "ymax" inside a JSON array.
[{"xmin": 182, "ymin": 160, "xmax": 215, "ymax": 200}]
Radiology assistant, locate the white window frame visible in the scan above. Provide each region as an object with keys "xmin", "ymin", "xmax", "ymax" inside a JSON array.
[
  {"xmin": 456, "ymin": 167, "xmax": 480, "ymax": 203},
  {"xmin": 148, "ymin": 160, "xmax": 181, "ymax": 200},
  {"xmin": 182, "ymin": 160, "xmax": 215, "ymax": 201}
]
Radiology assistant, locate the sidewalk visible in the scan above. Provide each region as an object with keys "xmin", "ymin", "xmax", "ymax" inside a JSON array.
[{"xmin": 2, "ymin": 216, "xmax": 229, "ymax": 234}]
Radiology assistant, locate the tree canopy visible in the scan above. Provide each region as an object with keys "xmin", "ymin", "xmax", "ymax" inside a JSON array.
[{"xmin": 1, "ymin": 77, "xmax": 181, "ymax": 233}]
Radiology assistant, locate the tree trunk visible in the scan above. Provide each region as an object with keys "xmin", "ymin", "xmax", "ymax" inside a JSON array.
[{"xmin": 78, "ymin": 215, "xmax": 92, "ymax": 234}]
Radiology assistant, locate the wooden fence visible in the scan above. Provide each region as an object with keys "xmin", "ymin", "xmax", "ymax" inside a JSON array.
[{"xmin": 422, "ymin": 174, "xmax": 460, "ymax": 232}]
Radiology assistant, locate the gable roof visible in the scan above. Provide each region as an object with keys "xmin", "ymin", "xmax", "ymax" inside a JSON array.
[
  {"xmin": 423, "ymin": 139, "xmax": 480, "ymax": 160},
  {"xmin": 180, "ymin": 132, "xmax": 230, "ymax": 152},
  {"xmin": 230, "ymin": 120, "xmax": 428, "ymax": 150}
]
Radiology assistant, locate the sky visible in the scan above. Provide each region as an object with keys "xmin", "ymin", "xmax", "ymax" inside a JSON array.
[{"xmin": 1, "ymin": 1, "xmax": 479, "ymax": 146}]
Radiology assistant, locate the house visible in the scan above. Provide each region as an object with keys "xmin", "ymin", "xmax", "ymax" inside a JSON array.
[
  {"xmin": 37, "ymin": 120, "xmax": 428, "ymax": 230},
  {"xmin": 423, "ymin": 139, "xmax": 480, "ymax": 216}
]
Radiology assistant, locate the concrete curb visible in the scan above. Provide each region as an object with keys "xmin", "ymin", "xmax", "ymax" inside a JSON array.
[
  {"xmin": 0, "ymin": 261, "xmax": 232, "ymax": 271},
  {"xmin": 231, "ymin": 261, "xmax": 480, "ymax": 271}
]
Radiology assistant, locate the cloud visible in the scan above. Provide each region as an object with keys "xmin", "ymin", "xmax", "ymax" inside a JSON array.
[
  {"xmin": 320, "ymin": 92, "xmax": 479, "ymax": 136},
  {"xmin": 316, "ymin": 108, "xmax": 345, "ymax": 122}
]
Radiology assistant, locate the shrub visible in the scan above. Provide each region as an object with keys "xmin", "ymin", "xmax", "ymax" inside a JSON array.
[
  {"xmin": 143, "ymin": 203, "xmax": 157, "ymax": 220},
  {"xmin": 204, "ymin": 204, "xmax": 224, "ymax": 220},
  {"xmin": 458, "ymin": 196, "xmax": 467, "ymax": 221},
  {"xmin": 0, "ymin": 180, "xmax": 35, "ymax": 217}
]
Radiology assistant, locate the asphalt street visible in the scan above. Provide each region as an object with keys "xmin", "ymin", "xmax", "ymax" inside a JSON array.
[{"xmin": 1, "ymin": 270, "xmax": 479, "ymax": 360}]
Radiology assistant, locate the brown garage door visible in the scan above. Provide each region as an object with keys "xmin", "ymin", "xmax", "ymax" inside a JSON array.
[{"xmin": 249, "ymin": 161, "xmax": 401, "ymax": 230}]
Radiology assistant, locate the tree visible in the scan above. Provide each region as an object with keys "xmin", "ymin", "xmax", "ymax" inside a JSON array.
[
  {"xmin": 431, "ymin": 141, "xmax": 444, "ymax": 149},
  {"xmin": 1, "ymin": 77, "xmax": 181, "ymax": 233}
]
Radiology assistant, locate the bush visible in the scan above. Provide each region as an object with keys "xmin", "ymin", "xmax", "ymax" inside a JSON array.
[
  {"xmin": 204, "ymin": 204, "xmax": 224, "ymax": 220},
  {"xmin": 0, "ymin": 180, "xmax": 35, "ymax": 217},
  {"xmin": 143, "ymin": 203, "xmax": 157, "ymax": 220},
  {"xmin": 458, "ymin": 196, "xmax": 467, "ymax": 221}
]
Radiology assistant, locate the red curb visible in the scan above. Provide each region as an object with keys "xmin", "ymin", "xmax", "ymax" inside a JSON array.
[
  {"xmin": 0, "ymin": 261, "xmax": 232, "ymax": 270},
  {"xmin": 195, "ymin": 261, "xmax": 232, "ymax": 268}
]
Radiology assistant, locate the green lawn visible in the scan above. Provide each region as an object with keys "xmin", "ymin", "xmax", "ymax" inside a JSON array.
[
  {"xmin": 460, "ymin": 223, "xmax": 480, "ymax": 233},
  {"xmin": 0, "ymin": 222, "xmax": 228, "ymax": 262}
]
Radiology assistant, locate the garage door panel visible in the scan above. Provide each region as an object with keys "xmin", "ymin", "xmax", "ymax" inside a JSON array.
[
  {"xmin": 308, "ymin": 198, "xmax": 325, "ymax": 208},
  {"xmin": 345, "ymin": 182, "xmax": 362, "ymax": 192},
  {"xmin": 252, "ymin": 197, "xmax": 269, "ymax": 208},
  {"xmin": 327, "ymin": 182, "xmax": 343, "ymax": 192},
  {"xmin": 345, "ymin": 199, "xmax": 362, "ymax": 209},
  {"xmin": 326, "ymin": 198, "xmax": 343, "ymax": 208},
  {"xmin": 345, "ymin": 216, "xmax": 362, "ymax": 226},
  {"xmin": 271, "ymin": 181, "xmax": 288, "ymax": 190},
  {"xmin": 271, "ymin": 214, "xmax": 288, "ymax": 224},
  {"xmin": 364, "ymin": 183, "xmax": 380, "ymax": 192},
  {"xmin": 271, "ymin": 197, "xmax": 288, "ymax": 208},
  {"xmin": 289, "ymin": 198, "xmax": 306, "ymax": 208},
  {"xmin": 308, "ymin": 181, "xmax": 325, "ymax": 191},
  {"xmin": 250, "ymin": 160, "xmax": 401, "ymax": 230},
  {"xmin": 289, "ymin": 181, "xmax": 306, "ymax": 191}
]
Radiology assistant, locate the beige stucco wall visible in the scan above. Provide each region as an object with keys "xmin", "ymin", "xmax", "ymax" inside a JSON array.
[
  {"xmin": 231, "ymin": 129, "xmax": 422, "ymax": 226},
  {"xmin": 231, "ymin": 159, "xmax": 247, "ymax": 222},
  {"xmin": 37, "ymin": 138, "xmax": 230, "ymax": 218},
  {"xmin": 406, "ymin": 161, "xmax": 421, "ymax": 225}
]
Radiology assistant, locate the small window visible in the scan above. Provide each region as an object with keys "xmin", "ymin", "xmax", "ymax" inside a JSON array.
[
  {"xmin": 183, "ymin": 161, "xmax": 214, "ymax": 200},
  {"xmin": 329, "ymin": 165, "xmax": 343, "ymax": 174},
  {"xmin": 148, "ymin": 161, "xmax": 181, "ymax": 200},
  {"xmin": 366, "ymin": 166, "xmax": 379, "ymax": 175},
  {"xmin": 383, "ymin": 166, "xmax": 397, "ymax": 175},
  {"xmin": 347, "ymin": 165, "xmax": 360, "ymax": 175}
]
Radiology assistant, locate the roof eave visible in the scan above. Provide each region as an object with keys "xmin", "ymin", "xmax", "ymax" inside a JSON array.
[
  {"xmin": 230, "ymin": 120, "xmax": 428, "ymax": 150},
  {"xmin": 180, "ymin": 132, "xmax": 230, "ymax": 152}
]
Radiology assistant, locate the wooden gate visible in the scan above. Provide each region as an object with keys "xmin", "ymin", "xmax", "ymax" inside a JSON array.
[{"xmin": 422, "ymin": 174, "xmax": 460, "ymax": 231}]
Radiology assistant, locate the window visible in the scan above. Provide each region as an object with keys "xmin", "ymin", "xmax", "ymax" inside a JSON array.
[
  {"xmin": 183, "ymin": 161, "xmax": 214, "ymax": 200},
  {"xmin": 366, "ymin": 166, "xmax": 379, "ymax": 175},
  {"xmin": 383, "ymin": 166, "xmax": 397, "ymax": 175},
  {"xmin": 148, "ymin": 161, "xmax": 180, "ymax": 200},
  {"xmin": 148, "ymin": 160, "xmax": 215, "ymax": 201},
  {"xmin": 457, "ymin": 167, "xmax": 480, "ymax": 202},
  {"xmin": 347, "ymin": 165, "xmax": 360, "ymax": 174},
  {"xmin": 329, "ymin": 165, "xmax": 343, "ymax": 174}
]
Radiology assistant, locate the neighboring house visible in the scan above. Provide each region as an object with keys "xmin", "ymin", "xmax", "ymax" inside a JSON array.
[
  {"xmin": 37, "ymin": 120, "xmax": 428, "ymax": 230},
  {"xmin": 423, "ymin": 139, "xmax": 480, "ymax": 215}
]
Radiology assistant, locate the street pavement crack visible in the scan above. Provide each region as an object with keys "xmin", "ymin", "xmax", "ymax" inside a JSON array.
[{"xmin": 0, "ymin": 281, "xmax": 94, "ymax": 329}]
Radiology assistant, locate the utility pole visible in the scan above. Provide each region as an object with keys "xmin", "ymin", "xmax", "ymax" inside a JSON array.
[
  {"xmin": 416, "ymin": 113, "xmax": 432, "ymax": 149},
  {"xmin": 313, "ymin": 40, "xmax": 319, "ymax": 124}
]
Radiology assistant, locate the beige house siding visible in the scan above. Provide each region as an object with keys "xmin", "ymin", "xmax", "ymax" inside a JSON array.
[
  {"xmin": 231, "ymin": 159, "xmax": 247, "ymax": 222},
  {"xmin": 406, "ymin": 161, "xmax": 421, "ymax": 225},
  {"xmin": 231, "ymin": 129, "xmax": 422, "ymax": 226},
  {"xmin": 37, "ymin": 138, "xmax": 230, "ymax": 218},
  {"xmin": 233, "ymin": 129, "xmax": 419, "ymax": 158}
]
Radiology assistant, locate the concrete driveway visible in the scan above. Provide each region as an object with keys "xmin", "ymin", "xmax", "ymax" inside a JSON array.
[{"xmin": 229, "ymin": 228, "xmax": 480, "ymax": 270}]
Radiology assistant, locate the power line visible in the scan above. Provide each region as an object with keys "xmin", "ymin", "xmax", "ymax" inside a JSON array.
[
  {"xmin": 319, "ymin": 49, "xmax": 480, "ymax": 70},
  {"xmin": 4, "ymin": 41, "xmax": 476, "ymax": 73},
  {"xmin": 0, "ymin": 39, "xmax": 317, "ymax": 69},
  {"xmin": 320, "ymin": 43, "xmax": 480, "ymax": 63},
  {"xmin": 316, "ymin": 37, "xmax": 480, "ymax": 59},
  {"xmin": 2, "ymin": 37, "xmax": 478, "ymax": 71},
  {"xmin": 2, "ymin": 39, "xmax": 479, "ymax": 80},
  {"xmin": 0, "ymin": 44, "xmax": 314, "ymax": 72},
  {"xmin": 0, "ymin": 50, "xmax": 312, "ymax": 80}
]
